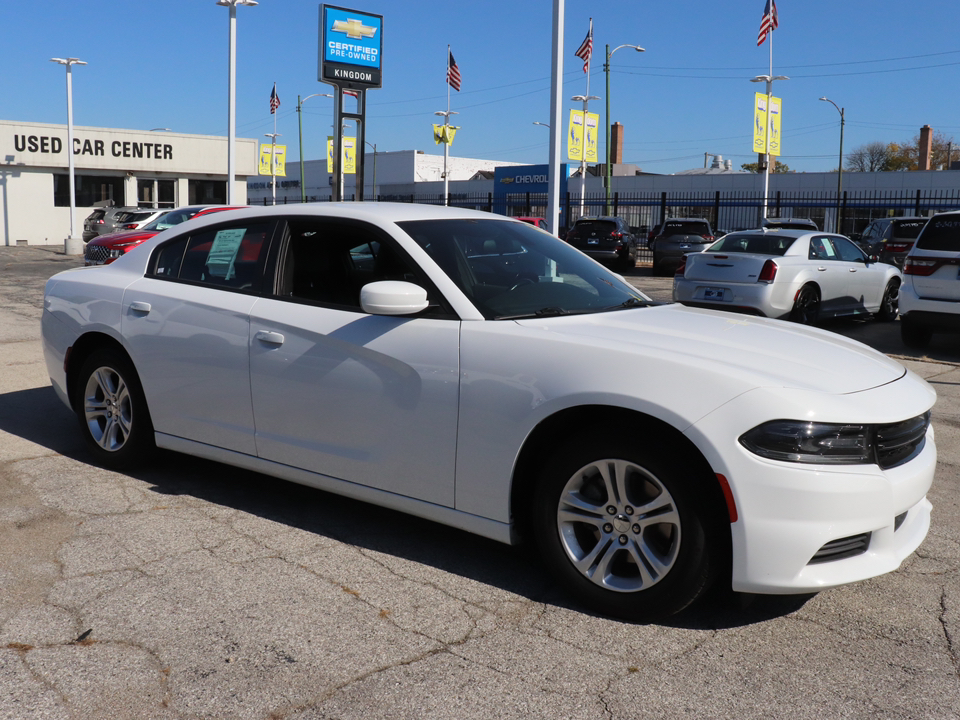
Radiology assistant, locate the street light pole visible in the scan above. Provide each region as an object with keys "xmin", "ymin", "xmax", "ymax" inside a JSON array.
[
  {"xmin": 364, "ymin": 141, "xmax": 377, "ymax": 200},
  {"xmin": 217, "ymin": 0, "xmax": 257, "ymax": 205},
  {"xmin": 604, "ymin": 43, "xmax": 644, "ymax": 215},
  {"xmin": 750, "ymin": 73, "xmax": 788, "ymax": 219},
  {"xmin": 820, "ymin": 96, "xmax": 845, "ymax": 233},
  {"xmin": 50, "ymin": 57, "xmax": 86, "ymax": 254},
  {"xmin": 433, "ymin": 110, "xmax": 458, "ymax": 206},
  {"xmin": 297, "ymin": 93, "xmax": 333, "ymax": 202},
  {"xmin": 264, "ymin": 133, "xmax": 281, "ymax": 205},
  {"xmin": 571, "ymin": 93, "xmax": 600, "ymax": 216}
]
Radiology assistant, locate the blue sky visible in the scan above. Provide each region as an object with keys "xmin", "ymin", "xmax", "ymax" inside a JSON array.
[{"xmin": 5, "ymin": 0, "xmax": 960, "ymax": 175}]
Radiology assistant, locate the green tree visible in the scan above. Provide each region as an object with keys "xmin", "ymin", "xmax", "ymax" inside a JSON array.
[{"xmin": 741, "ymin": 161, "xmax": 791, "ymax": 173}]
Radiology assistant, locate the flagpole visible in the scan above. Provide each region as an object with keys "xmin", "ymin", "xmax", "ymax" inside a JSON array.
[
  {"xmin": 579, "ymin": 18, "xmax": 592, "ymax": 217},
  {"xmin": 272, "ymin": 84, "xmax": 278, "ymax": 205},
  {"xmin": 444, "ymin": 45, "xmax": 450, "ymax": 206},
  {"xmin": 762, "ymin": 31, "xmax": 772, "ymax": 219}
]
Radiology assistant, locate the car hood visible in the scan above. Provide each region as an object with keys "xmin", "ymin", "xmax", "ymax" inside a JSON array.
[
  {"xmin": 517, "ymin": 304, "xmax": 905, "ymax": 395},
  {"xmin": 88, "ymin": 229, "xmax": 159, "ymax": 247}
]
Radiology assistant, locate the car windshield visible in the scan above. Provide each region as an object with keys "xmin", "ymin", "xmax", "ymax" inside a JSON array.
[
  {"xmin": 143, "ymin": 209, "xmax": 197, "ymax": 232},
  {"xmin": 891, "ymin": 219, "xmax": 926, "ymax": 239},
  {"xmin": 706, "ymin": 233, "xmax": 795, "ymax": 256},
  {"xmin": 660, "ymin": 222, "xmax": 709, "ymax": 237},
  {"xmin": 915, "ymin": 216, "xmax": 960, "ymax": 251},
  {"xmin": 398, "ymin": 218, "xmax": 651, "ymax": 320}
]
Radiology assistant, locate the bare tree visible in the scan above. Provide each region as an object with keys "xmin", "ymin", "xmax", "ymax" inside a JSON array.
[{"xmin": 845, "ymin": 142, "xmax": 890, "ymax": 172}]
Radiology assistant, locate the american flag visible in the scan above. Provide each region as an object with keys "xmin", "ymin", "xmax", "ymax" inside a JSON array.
[
  {"xmin": 575, "ymin": 20, "xmax": 593, "ymax": 73},
  {"xmin": 757, "ymin": 0, "xmax": 779, "ymax": 46},
  {"xmin": 447, "ymin": 50, "xmax": 461, "ymax": 92},
  {"xmin": 270, "ymin": 83, "xmax": 280, "ymax": 114}
]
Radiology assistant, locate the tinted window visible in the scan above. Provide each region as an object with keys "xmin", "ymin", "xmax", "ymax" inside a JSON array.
[
  {"xmin": 569, "ymin": 220, "xmax": 617, "ymax": 236},
  {"xmin": 916, "ymin": 216, "xmax": 960, "ymax": 251},
  {"xmin": 660, "ymin": 221, "xmax": 710, "ymax": 237},
  {"xmin": 707, "ymin": 233, "xmax": 794, "ymax": 256},
  {"xmin": 891, "ymin": 219, "xmax": 926, "ymax": 239},
  {"xmin": 809, "ymin": 236, "xmax": 840, "ymax": 260},
  {"xmin": 398, "ymin": 219, "xmax": 647, "ymax": 320},
  {"xmin": 145, "ymin": 208, "xmax": 202, "ymax": 231}
]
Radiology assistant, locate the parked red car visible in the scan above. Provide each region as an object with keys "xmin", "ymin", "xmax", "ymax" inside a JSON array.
[{"xmin": 83, "ymin": 205, "xmax": 243, "ymax": 266}]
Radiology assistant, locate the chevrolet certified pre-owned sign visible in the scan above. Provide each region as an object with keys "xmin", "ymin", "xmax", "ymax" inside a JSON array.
[{"xmin": 319, "ymin": 5, "xmax": 383, "ymax": 89}]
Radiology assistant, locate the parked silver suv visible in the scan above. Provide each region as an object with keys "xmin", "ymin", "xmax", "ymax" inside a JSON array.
[
  {"xmin": 82, "ymin": 206, "xmax": 140, "ymax": 242},
  {"xmin": 899, "ymin": 211, "xmax": 960, "ymax": 348}
]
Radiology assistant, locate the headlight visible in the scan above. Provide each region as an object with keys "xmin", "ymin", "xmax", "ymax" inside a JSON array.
[{"xmin": 740, "ymin": 420, "xmax": 872, "ymax": 465}]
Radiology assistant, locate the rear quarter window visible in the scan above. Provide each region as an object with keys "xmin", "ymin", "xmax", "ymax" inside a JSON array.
[{"xmin": 916, "ymin": 217, "xmax": 960, "ymax": 252}]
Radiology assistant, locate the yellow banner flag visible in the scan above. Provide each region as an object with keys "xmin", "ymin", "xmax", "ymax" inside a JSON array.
[
  {"xmin": 768, "ymin": 97, "xmax": 782, "ymax": 157},
  {"xmin": 433, "ymin": 124, "xmax": 458, "ymax": 145},
  {"xmin": 584, "ymin": 112, "xmax": 599, "ymax": 163},
  {"xmin": 753, "ymin": 93, "xmax": 767, "ymax": 154},
  {"xmin": 568, "ymin": 109, "xmax": 584, "ymax": 161},
  {"xmin": 326, "ymin": 137, "xmax": 356, "ymax": 174},
  {"xmin": 258, "ymin": 144, "xmax": 286, "ymax": 176}
]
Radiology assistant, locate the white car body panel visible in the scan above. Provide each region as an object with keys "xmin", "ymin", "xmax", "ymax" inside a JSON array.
[{"xmin": 41, "ymin": 203, "xmax": 938, "ymax": 599}]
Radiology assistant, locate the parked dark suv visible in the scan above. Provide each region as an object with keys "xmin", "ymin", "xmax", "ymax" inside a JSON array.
[
  {"xmin": 564, "ymin": 216, "xmax": 639, "ymax": 269},
  {"xmin": 854, "ymin": 216, "xmax": 927, "ymax": 268},
  {"xmin": 649, "ymin": 218, "xmax": 715, "ymax": 276}
]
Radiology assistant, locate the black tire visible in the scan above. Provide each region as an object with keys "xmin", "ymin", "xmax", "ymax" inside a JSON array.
[
  {"xmin": 900, "ymin": 316, "xmax": 932, "ymax": 349},
  {"xmin": 73, "ymin": 348, "xmax": 155, "ymax": 470},
  {"xmin": 531, "ymin": 434, "xmax": 722, "ymax": 621},
  {"xmin": 790, "ymin": 284, "xmax": 820, "ymax": 325},
  {"xmin": 876, "ymin": 279, "xmax": 900, "ymax": 322}
]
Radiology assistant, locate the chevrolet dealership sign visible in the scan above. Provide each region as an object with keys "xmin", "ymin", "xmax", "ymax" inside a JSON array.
[{"xmin": 319, "ymin": 5, "xmax": 383, "ymax": 88}]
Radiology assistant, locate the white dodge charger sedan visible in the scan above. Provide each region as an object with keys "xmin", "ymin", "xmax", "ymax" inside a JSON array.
[
  {"xmin": 673, "ymin": 229, "xmax": 903, "ymax": 324},
  {"xmin": 42, "ymin": 203, "xmax": 936, "ymax": 621}
]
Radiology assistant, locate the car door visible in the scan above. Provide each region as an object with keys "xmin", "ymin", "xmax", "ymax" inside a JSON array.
[
  {"xmin": 121, "ymin": 218, "xmax": 277, "ymax": 455},
  {"xmin": 807, "ymin": 236, "xmax": 849, "ymax": 314},
  {"xmin": 832, "ymin": 235, "xmax": 885, "ymax": 311},
  {"xmin": 247, "ymin": 217, "xmax": 460, "ymax": 507}
]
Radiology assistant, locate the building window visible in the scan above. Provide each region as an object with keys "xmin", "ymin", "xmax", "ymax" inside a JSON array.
[
  {"xmin": 188, "ymin": 180, "xmax": 226, "ymax": 205},
  {"xmin": 53, "ymin": 174, "xmax": 125, "ymax": 207},
  {"xmin": 138, "ymin": 179, "xmax": 177, "ymax": 208}
]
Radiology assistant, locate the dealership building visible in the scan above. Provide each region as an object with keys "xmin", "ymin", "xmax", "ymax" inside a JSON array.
[{"xmin": 0, "ymin": 120, "xmax": 258, "ymax": 247}]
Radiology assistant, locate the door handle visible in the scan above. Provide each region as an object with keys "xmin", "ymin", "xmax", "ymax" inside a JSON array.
[
  {"xmin": 817, "ymin": 266, "xmax": 827, "ymax": 272},
  {"xmin": 129, "ymin": 301, "xmax": 151, "ymax": 313},
  {"xmin": 848, "ymin": 268, "xmax": 858, "ymax": 272},
  {"xmin": 255, "ymin": 331, "xmax": 285, "ymax": 346}
]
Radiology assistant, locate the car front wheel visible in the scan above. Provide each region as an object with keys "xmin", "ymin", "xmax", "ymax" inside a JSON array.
[
  {"xmin": 73, "ymin": 348, "xmax": 155, "ymax": 469},
  {"xmin": 532, "ymin": 435, "xmax": 720, "ymax": 621}
]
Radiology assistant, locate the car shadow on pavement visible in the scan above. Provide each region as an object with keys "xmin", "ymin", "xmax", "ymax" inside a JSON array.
[{"xmin": 1, "ymin": 383, "xmax": 815, "ymax": 630}]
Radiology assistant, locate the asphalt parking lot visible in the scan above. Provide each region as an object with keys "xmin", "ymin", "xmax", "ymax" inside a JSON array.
[{"xmin": 1, "ymin": 246, "xmax": 958, "ymax": 719}]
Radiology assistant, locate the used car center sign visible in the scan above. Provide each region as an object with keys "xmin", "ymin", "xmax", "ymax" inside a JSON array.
[{"xmin": 319, "ymin": 5, "xmax": 383, "ymax": 89}]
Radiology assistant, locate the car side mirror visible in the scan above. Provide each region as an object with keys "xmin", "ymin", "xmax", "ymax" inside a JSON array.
[
  {"xmin": 868, "ymin": 255, "xmax": 879, "ymax": 264},
  {"xmin": 360, "ymin": 280, "xmax": 429, "ymax": 316}
]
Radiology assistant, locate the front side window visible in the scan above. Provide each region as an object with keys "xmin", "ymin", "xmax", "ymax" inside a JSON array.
[
  {"xmin": 832, "ymin": 236, "xmax": 867, "ymax": 263},
  {"xmin": 398, "ymin": 218, "xmax": 649, "ymax": 320}
]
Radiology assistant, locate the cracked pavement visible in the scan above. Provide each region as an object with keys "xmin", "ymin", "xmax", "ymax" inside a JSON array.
[{"xmin": 1, "ymin": 246, "xmax": 958, "ymax": 719}]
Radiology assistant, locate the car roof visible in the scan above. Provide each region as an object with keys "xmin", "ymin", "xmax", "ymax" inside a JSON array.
[
  {"xmin": 723, "ymin": 228, "xmax": 825, "ymax": 239},
  {"xmin": 179, "ymin": 202, "xmax": 524, "ymax": 226}
]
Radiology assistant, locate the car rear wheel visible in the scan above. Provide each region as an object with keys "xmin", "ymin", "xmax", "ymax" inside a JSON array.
[
  {"xmin": 790, "ymin": 284, "xmax": 820, "ymax": 325},
  {"xmin": 876, "ymin": 279, "xmax": 900, "ymax": 322},
  {"xmin": 73, "ymin": 348, "xmax": 155, "ymax": 469},
  {"xmin": 532, "ymin": 434, "xmax": 720, "ymax": 621},
  {"xmin": 900, "ymin": 316, "xmax": 932, "ymax": 349}
]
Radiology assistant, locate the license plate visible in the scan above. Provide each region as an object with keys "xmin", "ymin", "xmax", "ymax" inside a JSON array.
[
  {"xmin": 702, "ymin": 287, "xmax": 726, "ymax": 300},
  {"xmin": 588, "ymin": 239, "xmax": 599, "ymax": 245}
]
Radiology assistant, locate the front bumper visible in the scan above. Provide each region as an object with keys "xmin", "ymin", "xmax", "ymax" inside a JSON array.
[{"xmin": 686, "ymin": 377, "xmax": 937, "ymax": 594}]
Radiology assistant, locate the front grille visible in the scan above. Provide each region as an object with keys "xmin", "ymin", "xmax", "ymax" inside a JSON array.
[
  {"xmin": 84, "ymin": 244, "xmax": 111, "ymax": 265},
  {"xmin": 809, "ymin": 533, "xmax": 871, "ymax": 564},
  {"xmin": 875, "ymin": 412, "xmax": 930, "ymax": 469}
]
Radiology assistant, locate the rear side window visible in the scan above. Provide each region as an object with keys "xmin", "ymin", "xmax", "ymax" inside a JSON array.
[
  {"xmin": 660, "ymin": 222, "xmax": 710, "ymax": 237},
  {"xmin": 151, "ymin": 222, "xmax": 273, "ymax": 292},
  {"xmin": 915, "ymin": 216, "xmax": 960, "ymax": 252}
]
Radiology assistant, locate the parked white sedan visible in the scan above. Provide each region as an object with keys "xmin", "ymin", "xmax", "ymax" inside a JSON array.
[
  {"xmin": 42, "ymin": 204, "xmax": 935, "ymax": 621},
  {"xmin": 673, "ymin": 229, "xmax": 902, "ymax": 324}
]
